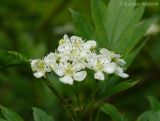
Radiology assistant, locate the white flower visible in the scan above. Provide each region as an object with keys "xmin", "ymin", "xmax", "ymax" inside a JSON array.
[
  {"xmin": 56, "ymin": 62, "xmax": 87, "ymax": 85},
  {"xmin": 59, "ymin": 75, "xmax": 73, "ymax": 85},
  {"xmin": 115, "ymin": 66, "xmax": 129, "ymax": 78},
  {"xmin": 83, "ymin": 40, "xmax": 97, "ymax": 50},
  {"xmin": 145, "ymin": 23, "xmax": 160, "ymax": 36},
  {"xmin": 59, "ymin": 34, "xmax": 71, "ymax": 45},
  {"xmin": 30, "ymin": 34, "xmax": 129, "ymax": 84},
  {"xmin": 94, "ymin": 71, "xmax": 105, "ymax": 81},
  {"xmin": 70, "ymin": 36, "xmax": 84, "ymax": 47},
  {"xmin": 103, "ymin": 62, "xmax": 116, "ymax": 74},
  {"xmin": 73, "ymin": 71, "xmax": 87, "ymax": 81},
  {"xmin": 58, "ymin": 35, "xmax": 95, "ymax": 64},
  {"xmin": 100, "ymin": 48, "xmax": 120, "ymax": 60},
  {"xmin": 58, "ymin": 43, "xmax": 72, "ymax": 54},
  {"xmin": 86, "ymin": 53, "xmax": 115, "ymax": 80},
  {"xmin": 116, "ymin": 59, "xmax": 126, "ymax": 66},
  {"xmin": 31, "ymin": 59, "xmax": 47, "ymax": 78},
  {"xmin": 44, "ymin": 52, "xmax": 59, "ymax": 72}
]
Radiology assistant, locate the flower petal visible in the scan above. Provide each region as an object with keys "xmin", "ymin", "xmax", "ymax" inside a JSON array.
[
  {"xmin": 54, "ymin": 68, "xmax": 64, "ymax": 77},
  {"xmin": 73, "ymin": 71, "xmax": 87, "ymax": 81},
  {"xmin": 72, "ymin": 61, "xmax": 85, "ymax": 72},
  {"xmin": 117, "ymin": 59, "xmax": 126, "ymax": 66},
  {"xmin": 57, "ymin": 43, "xmax": 72, "ymax": 53},
  {"xmin": 114, "ymin": 66, "xmax": 129, "ymax": 78},
  {"xmin": 31, "ymin": 59, "xmax": 38, "ymax": 71},
  {"xmin": 83, "ymin": 40, "xmax": 97, "ymax": 49},
  {"xmin": 52, "ymin": 64, "xmax": 64, "ymax": 77},
  {"xmin": 33, "ymin": 71, "xmax": 45, "ymax": 78},
  {"xmin": 94, "ymin": 71, "xmax": 105, "ymax": 81},
  {"xmin": 59, "ymin": 76, "xmax": 74, "ymax": 85},
  {"xmin": 100, "ymin": 48, "xmax": 111, "ymax": 55},
  {"xmin": 104, "ymin": 62, "xmax": 116, "ymax": 74},
  {"xmin": 31, "ymin": 59, "xmax": 45, "ymax": 72},
  {"xmin": 117, "ymin": 72, "xmax": 129, "ymax": 78},
  {"xmin": 70, "ymin": 36, "xmax": 83, "ymax": 43},
  {"xmin": 63, "ymin": 34, "xmax": 70, "ymax": 43},
  {"xmin": 44, "ymin": 52, "xmax": 58, "ymax": 63}
]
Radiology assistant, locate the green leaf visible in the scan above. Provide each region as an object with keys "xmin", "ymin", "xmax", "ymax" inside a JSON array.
[
  {"xmin": 114, "ymin": 5, "xmax": 145, "ymax": 52},
  {"xmin": 122, "ymin": 19, "xmax": 155, "ymax": 54},
  {"xmin": 137, "ymin": 111, "xmax": 160, "ymax": 121},
  {"xmin": 101, "ymin": 103, "xmax": 124, "ymax": 121},
  {"xmin": 71, "ymin": 0, "xmax": 154, "ymax": 71},
  {"xmin": 105, "ymin": 0, "xmax": 135, "ymax": 44},
  {"xmin": 104, "ymin": 80, "xmax": 139, "ymax": 97},
  {"xmin": 0, "ymin": 50, "xmax": 29, "ymax": 68},
  {"xmin": 70, "ymin": 9, "xmax": 95, "ymax": 40},
  {"xmin": 33, "ymin": 108, "xmax": 55, "ymax": 121},
  {"xmin": 0, "ymin": 118, "xmax": 7, "ymax": 121},
  {"xmin": 91, "ymin": 0, "xmax": 108, "ymax": 47},
  {"xmin": 147, "ymin": 96, "xmax": 160, "ymax": 111},
  {"xmin": 137, "ymin": 111, "xmax": 154, "ymax": 121},
  {"xmin": 148, "ymin": 111, "xmax": 160, "ymax": 121},
  {"xmin": 125, "ymin": 37, "xmax": 148, "ymax": 68},
  {"xmin": 0, "ymin": 106, "xmax": 24, "ymax": 121},
  {"xmin": 137, "ymin": 96, "xmax": 160, "ymax": 121}
]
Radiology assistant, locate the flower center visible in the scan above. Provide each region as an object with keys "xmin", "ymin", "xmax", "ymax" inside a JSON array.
[
  {"xmin": 59, "ymin": 39, "xmax": 65, "ymax": 45},
  {"xmin": 64, "ymin": 64, "xmax": 74, "ymax": 75},
  {"xmin": 36, "ymin": 60, "xmax": 45, "ymax": 71},
  {"xmin": 95, "ymin": 61, "xmax": 104, "ymax": 71}
]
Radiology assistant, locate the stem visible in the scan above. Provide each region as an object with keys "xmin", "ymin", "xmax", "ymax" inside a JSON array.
[
  {"xmin": 43, "ymin": 78, "xmax": 64, "ymax": 102},
  {"xmin": 82, "ymin": 80, "xmax": 100, "ymax": 115},
  {"xmin": 95, "ymin": 109, "xmax": 101, "ymax": 121},
  {"xmin": 71, "ymin": 84, "xmax": 83, "ymax": 121},
  {"xmin": 43, "ymin": 78, "xmax": 76, "ymax": 121}
]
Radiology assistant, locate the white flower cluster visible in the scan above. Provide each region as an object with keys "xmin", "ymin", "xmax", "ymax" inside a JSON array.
[{"xmin": 31, "ymin": 35, "xmax": 129, "ymax": 85}]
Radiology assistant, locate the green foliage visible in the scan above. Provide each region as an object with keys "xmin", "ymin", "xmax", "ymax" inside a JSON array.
[
  {"xmin": 91, "ymin": 0, "xmax": 108, "ymax": 46},
  {"xmin": 137, "ymin": 96, "xmax": 160, "ymax": 121},
  {"xmin": 0, "ymin": 106, "xmax": 55, "ymax": 121},
  {"xmin": 137, "ymin": 111, "xmax": 160, "ymax": 121},
  {"xmin": 0, "ymin": 118, "xmax": 7, "ymax": 121},
  {"xmin": 70, "ymin": 9, "xmax": 95, "ymax": 40},
  {"xmin": 70, "ymin": 0, "xmax": 155, "ymax": 107},
  {"xmin": 102, "ymin": 80, "xmax": 139, "ymax": 97},
  {"xmin": 71, "ymin": 0, "xmax": 154, "ymax": 64},
  {"xmin": 0, "ymin": 50, "xmax": 29, "ymax": 68},
  {"xmin": 101, "ymin": 103, "xmax": 125, "ymax": 121},
  {"xmin": 147, "ymin": 96, "xmax": 160, "ymax": 111},
  {"xmin": 33, "ymin": 108, "xmax": 55, "ymax": 121},
  {"xmin": 0, "ymin": 106, "xmax": 24, "ymax": 121}
]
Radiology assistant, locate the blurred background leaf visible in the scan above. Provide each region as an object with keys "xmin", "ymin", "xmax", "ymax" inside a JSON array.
[
  {"xmin": 137, "ymin": 96, "xmax": 160, "ymax": 121},
  {"xmin": 0, "ymin": 106, "xmax": 24, "ymax": 121},
  {"xmin": 101, "ymin": 103, "xmax": 125, "ymax": 121},
  {"xmin": 33, "ymin": 108, "xmax": 55, "ymax": 121}
]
